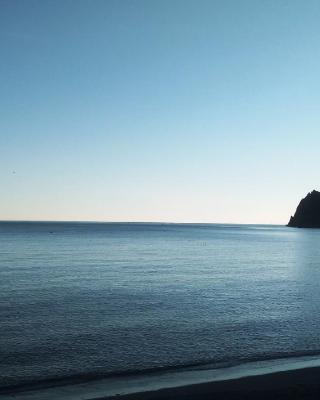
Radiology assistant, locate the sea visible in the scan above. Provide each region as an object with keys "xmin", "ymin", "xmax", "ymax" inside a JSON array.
[{"xmin": 1, "ymin": 221, "xmax": 320, "ymax": 393}]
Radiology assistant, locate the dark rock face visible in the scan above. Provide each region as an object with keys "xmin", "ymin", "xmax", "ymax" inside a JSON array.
[{"xmin": 288, "ymin": 190, "xmax": 320, "ymax": 228}]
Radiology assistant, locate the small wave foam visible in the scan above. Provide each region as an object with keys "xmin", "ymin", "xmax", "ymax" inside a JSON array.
[{"xmin": 3, "ymin": 349, "xmax": 320, "ymax": 396}]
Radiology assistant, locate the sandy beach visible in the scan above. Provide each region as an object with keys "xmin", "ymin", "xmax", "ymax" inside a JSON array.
[
  {"xmin": 1, "ymin": 367, "xmax": 320, "ymax": 400},
  {"xmin": 2, "ymin": 357, "xmax": 320, "ymax": 400},
  {"xmin": 104, "ymin": 367, "xmax": 320, "ymax": 400}
]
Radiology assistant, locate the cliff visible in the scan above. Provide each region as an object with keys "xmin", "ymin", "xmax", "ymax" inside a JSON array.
[{"xmin": 288, "ymin": 190, "xmax": 320, "ymax": 228}]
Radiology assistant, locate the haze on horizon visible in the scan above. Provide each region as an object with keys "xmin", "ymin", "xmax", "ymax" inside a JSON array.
[{"xmin": 1, "ymin": 0, "xmax": 320, "ymax": 224}]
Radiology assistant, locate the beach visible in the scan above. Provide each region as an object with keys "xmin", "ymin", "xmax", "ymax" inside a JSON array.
[
  {"xmin": 1, "ymin": 367, "xmax": 320, "ymax": 399},
  {"xmin": 105, "ymin": 366, "xmax": 320, "ymax": 400},
  {"xmin": 2, "ymin": 356, "xmax": 320, "ymax": 400}
]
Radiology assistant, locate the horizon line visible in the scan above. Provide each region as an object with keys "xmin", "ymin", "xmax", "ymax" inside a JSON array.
[{"xmin": 0, "ymin": 219, "xmax": 284, "ymax": 226}]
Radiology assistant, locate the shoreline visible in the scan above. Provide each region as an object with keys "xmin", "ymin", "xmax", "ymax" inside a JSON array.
[
  {"xmin": 104, "ymin": 366, "xmax": 320, "ymax": 400},
  {"xmin": 2, "ymin": 355, "xmax": 320, "ymax": 399}
]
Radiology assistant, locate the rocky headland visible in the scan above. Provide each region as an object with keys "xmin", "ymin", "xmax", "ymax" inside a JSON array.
[{"xmin": 288, "ymin": 190, "xmax": 320, "ymax": 228}]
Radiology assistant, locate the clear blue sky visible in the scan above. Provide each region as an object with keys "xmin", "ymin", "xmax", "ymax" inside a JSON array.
[{"xmin": 1, "ymin": 0, "xmax": 320, "ymax": 223}]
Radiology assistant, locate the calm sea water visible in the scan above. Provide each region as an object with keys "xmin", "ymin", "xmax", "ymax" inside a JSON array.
[{"xmin": 1, "ymin": 222, "xmax": 320, "ymax": 390}]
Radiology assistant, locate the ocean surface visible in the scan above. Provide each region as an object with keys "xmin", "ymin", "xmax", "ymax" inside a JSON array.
[{"xmin": 1, "ymin": 221, "xmax": 320, "ymax": 391}]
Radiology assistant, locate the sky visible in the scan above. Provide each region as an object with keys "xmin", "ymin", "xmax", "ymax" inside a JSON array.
[{"xmin": 1, "ymin": 0, "xmax": 320, "ymax": 224}]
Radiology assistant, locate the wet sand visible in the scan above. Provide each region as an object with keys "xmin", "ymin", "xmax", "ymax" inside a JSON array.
[
  {"xmin": 2, "ymin": 364, "xmax": 320, "ymax": 400},
  {"xmin": 104, "ymin": 366, "xmax": 320, "ymax": 400}
]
